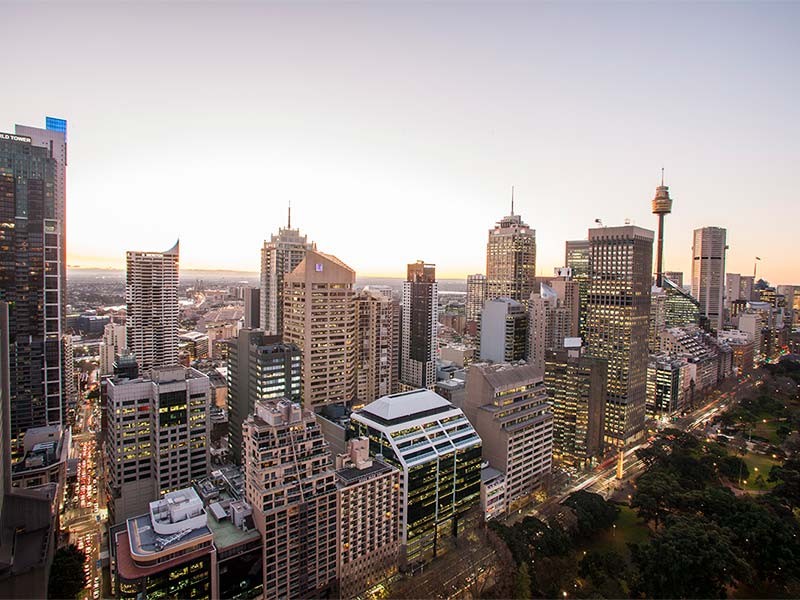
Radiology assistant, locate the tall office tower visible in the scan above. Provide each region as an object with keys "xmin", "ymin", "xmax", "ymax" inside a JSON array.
[
  {"xmin": 740, "ymin": 275, "xmax": 756, "ymax": 302},
  {"xmin": 126, "ymin": 242, "xmax": 179, "ymax": 372},
  {"xmin": 479, "ymin": 298, "xmax": 529, "ymax": 363},
  {"xmin": 586, "ymin": 225, "xmax": 654, "ymax": 447},
  {"xmin": 105, "ymin": 366, "xmax": 210, "ymax": 525},
  {"xmin": 465, "ymin": 274, "xmax": 487, "ymax": 329},
  {"xmin": 356, "ymin": 289, "xmax": 397, "ymax": 406},
  {"xmin": 1, "ymin": 302, "xmax": 9, "ymax": 498},
  {"xmin": 227, "ymin": 329, "xmax": 301, "ymax": 464},
  {"xmin": 334, "ymin": 438, "xmax": 401, "ymax": 599},
  {"xmin": 528, "ymin": 284, "xmax": 572, "ymax": 374},
  {"xmin": 400, "ymin": 261, "xmax": 438, "ymax": 390},
  {"xmin": 243, "ymin": 399, "xmax": 338, "ymax": 599},
  {"xmin": 100, "ymin": 322, "xmax": 127, "ymax": 375},
  {"xmin": 725, "ymin": 273, "xmax": 742, "ymax": 310},
  {"xmin": 350, "ymin": 390, "xmax": 482, "ymax": 567},
  {"xmin": 565, "ymin": 240, "xmax": 591, "ymax": 338},
  {"xmin": 663, "ymin": 276, "xmax": 700, "ymax": 329},
  {"xmin": 243, "ymin": 286, "xmax": 261, "ymax": 329},
  {"xmin": 259, "ymin": 208, "xmax": 315, "ymax": 336},
  {"xmin": 663, "ymin": 271, "xmax": 683, "ymax": 288},
  {"xmin": 545, "ymin": 341, "xmax": 607, "ymax": 468},
  {"xmin": 691, "ymin": 227, "xmax": 727, "ymax": 331},
  {"xmin": 646, "ymin": 355, "xmax": 686, "ymax": 417},
  {"xmin": 649, "ymin": 288, "xmax": 667, "ymax": 353},
  {"xmin": 391, "ymin": 299, "xmax": 402, "ymax": 394},
  {"xmin": 16, "ymin": 118, "xmax": 67, "ymax": 324},
  {"xmin": 486, "ymin": 205, "xmax": 536, "ymax": 305},
  {"xmin": 651, "ymin": 174, "xmax": 673, "ymax": 287},
  {"xmin": 465, "ymin": 362, "xmax": 553, "ymax": 511},
  {"xmin": 284, "ymin": 250, "xmax": 356, "ymax": 408},
  {"xmin": 0, "ymin": 129, "xmax": 65, "ymax": 444},
  {"xmin": 777, "ymin": 285, "xmax": 797, "ymax": 326},
  {"xmin": 548, "ymin": 276, "xmax": 581, "ymax": 339}
]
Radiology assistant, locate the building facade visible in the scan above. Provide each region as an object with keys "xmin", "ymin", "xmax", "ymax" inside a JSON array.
[
  {"xmin": 528, "ymin": 283, "xmax": 572, "ymax": 374},
  {"xmin": 400, "ymin": 261, "xmax": 438, "ymax": 390},
  {"xmin": 226, "ymin": 330, "xmax": 301, "ymax": 464},
  {"xmin": 486, "ymin": 209, "xmax": 536, "ymax": 305},
  {"xmin": 350, "ymin": 390, "xmax": 482, "ymax": 567},
  {"xmin": 243, "ymin": 399, "xmax": 338, "ymax": 599},
  {"xmin": 691, "ymin": 227, "xmax": 727, "ymax": 331},
  {"xmin": 565, "ymin": 240, "xmax": 590, "ymax": 338},
  {"xmin": 465, "ymin": 274, "xmax": 487, "ymax": 334},
  {"xmin": 464, "ymin": 363, "xmax": 553, "ymax": 511},
  {"xmin": 545, "ymin": 342, "xmax": 607, "ymax": 467},
  {"xmin": 479, "ymin": 298, "xmax": 529, "ymax": 363},
  {"xmin": 586, "ymin": 225, "xmax": 654, "ymax": 447},
  {"xmin": 356, "ymin": 289, "xmax": 397, "ymax": 407},
  {"xmin": 101, "ymin": 322, "xmax": 127, "ymax": 376},
  {"xmin": 259, "ymin": 213, "xmax": 315, "ymax": 336},
  {"xmin": 284, "ymin": 250, "xmax": 357, "ymax": 408},
  {"xmin": 126, "ymin": 242, "xmax": 180, "ymax": 372}
]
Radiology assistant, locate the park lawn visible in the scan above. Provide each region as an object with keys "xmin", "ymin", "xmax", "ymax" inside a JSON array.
[
  {"xmin": 752, "ymin": 420, "xmax": 780, "ymax": 444},
  {"xmin": 580, "ymin": 506, "xmax": 650, "ymax": 557},
  {"xmin": 740, "ymin": 452, "xmax": 780, "ymax": 491}
]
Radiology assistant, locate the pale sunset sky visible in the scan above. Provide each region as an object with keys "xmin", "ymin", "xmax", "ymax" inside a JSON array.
[{"xmin": 4, "ymin": 2, "xmax": 799, "ymax": 283}]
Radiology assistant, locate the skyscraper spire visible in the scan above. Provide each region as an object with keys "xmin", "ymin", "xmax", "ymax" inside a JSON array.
[
  {"xmin": 511, "ymin": 186, "xmax": 515, "ymax": 216},
  {"xmin": 661, "ymin": 167, "xmax": 665, "ymax": 186},
  {"xmin": 288, "ymin": 201, "xmax": 292, "ymax": 229}
]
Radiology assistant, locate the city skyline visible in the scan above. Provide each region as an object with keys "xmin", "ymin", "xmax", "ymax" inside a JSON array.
[{"xmin": 4, "ymin": 2, "xmax": 800, "ymax": 283}]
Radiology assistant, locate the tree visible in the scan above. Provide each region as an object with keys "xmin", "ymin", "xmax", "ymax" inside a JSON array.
[
  {"xmin": 579, "ymin": 549, "xmax": 628, "ymax": 598},
  {"xmin": 718, "ymin": 455, "xmax": 749, "ymax": 482},
  {"xmin": 768, "ymin": 459, "xmax": 800, "ymax": 510},
  {"xmin": 630, "ymin": 515, "xmax": 749, "ymax": 598},
  {"xmin": 563, "ymin": 491, "xmax": 618, "ymax": 537},
  {"xmin": 631, "ymin": 469, "xmax": 679, "ymax": 530},
  {"xmin": 514, "ymin": 562, "xmax": 532, "ymax": 600},
  {"xmin": 48, "ymin": 544, "xmax": 87, "ymax": 599}
]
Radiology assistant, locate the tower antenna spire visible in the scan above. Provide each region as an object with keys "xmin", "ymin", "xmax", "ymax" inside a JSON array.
[
  {"xmin": 661, "ymin": 167, "xmax": 665, "ymax": 186},
  {"xmin": 511, "ymin": 186, "xmax": 515, "ymax": 216},
  {"xmin": 288, "ymin": 201, "xmax": 291, "ymax": 229}
]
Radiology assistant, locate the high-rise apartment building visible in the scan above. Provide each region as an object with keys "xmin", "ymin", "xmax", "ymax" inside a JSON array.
[
  {"xmin": 126, "ymin": 242, "xmax": 179, "ymax": 372},
  {"xmin": 586, "ymin": 225, "xmax": 654, "ymax": 447},
  {"xmin": 334, "ymin": 438, "xmax": 401, "ymax": 599},
  {"xmin": 100, "ymin": 322, "xmax": 127, "ymax": 376},
  {"xmin": 1, "ymin": 128, "xmax": 66, "ymax": 445},
  {"xmin": 355, "ymin": 289, "xmax": 397, "ymax": 407},
  {"xmin": 486, "ymin": 207, "xmax": 536, "ymax": 305},
  {"xmin": 464, "ymin": 363, "xmax": 553, "ymax": 511},
  {"xmin": 465, "ymin": 274, "xmax": 487, "ymax": 330},
  {"xmin": 545, "ymin": 341, "xmax": 607, "ymax": 467},
  {"xmin": 243, "ymin": 399, "xmax": 338, "ymax": 599},
  {"xmin": 284, "ymin": 250, "xmax": 356, "ymax": 408},
  {"xmin": 691, "ymin": 227, "xmax": 727, "ymax": 331},
  {"xmin": 259, "ymin": 210, "xmax": 315, "ymax": 336},
  {"xmin": 350, "ymin": 390, "xmax": 482, "ymax": 567},
  {"xmin": 479, "ymin": 298, "xmax": 529, "ymax": 363},
  {"xmin": 226, "ymin": 329, "xmax": 301, "ymax": 464},
  {"xmin": 528, "ymin": 283, "xmax": 572, "ymax": 374},
  {"xmin": 400, "ymin": 261, "xmax": 438, "ymax": 390},
  {"xmin": 104, "ymin": 366, "xmax": 210, "ymax": 525}
]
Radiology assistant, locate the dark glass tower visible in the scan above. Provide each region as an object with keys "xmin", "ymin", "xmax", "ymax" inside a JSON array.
[{"xmin": 0, "ymin": 131, "xmax": 63, "ymax": 449}]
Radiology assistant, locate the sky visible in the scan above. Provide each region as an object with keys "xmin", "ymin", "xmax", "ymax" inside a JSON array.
[{"xmin": 4, "ymin": 1, "xmax": 799, "ymax": 282}]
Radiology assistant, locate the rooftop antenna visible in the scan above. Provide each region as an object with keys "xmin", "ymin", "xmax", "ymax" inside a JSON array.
[
  {"xmin": 511, "ymin": 186, "xmax": 515, "ymax": 216},
  {"xmin": 288, "ymin": 201, "xmax": 292, "ymax": 229},
  {"xmin": 661, "ymin": 167, "xmax": 665, "ymax": 186}
]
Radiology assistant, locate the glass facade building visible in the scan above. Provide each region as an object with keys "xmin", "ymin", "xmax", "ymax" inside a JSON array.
[
  {"xmin": 565, "ymin": 240, "xmax": 591, "ymax": 339},
  {"xmin": 349, "ymin": 389, "xmax": 482, "ymax": 567}
]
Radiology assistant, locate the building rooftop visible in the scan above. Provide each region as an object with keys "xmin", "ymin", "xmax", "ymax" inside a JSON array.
[
  {"xmin": 336, "ymin": 458, "xmax": 395, "ymax": 487},
  {"xmin": 359, "ymin": 389, "xmax": 452, "ymax": 423},
  {"xmin": 471, "ymin": 361, "xmax": 543, "ymax": 390}
]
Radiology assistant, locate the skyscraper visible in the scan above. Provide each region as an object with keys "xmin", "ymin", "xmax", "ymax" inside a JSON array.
[
  {"xmin": 284, "ymin": 249, "xmax": 357, "ymax": 408},
  {"xmin": 100, "ymin": 322, "xmax": 127, "ymax": 376},
  {"xmin": 528, "ymin": 284, "xmax": 572, "ymax": 374},
  {"xmin": 243, "ymin": 399, "xmax": 338, "ymax": 599},
  {"xmin": 486, "ymin": 203, "xmax": 536, "ymax": 305},
  {"xmin": 243, "ymin": 286, "xmax": 260, "ymax": 329},
  {"xmin": 356, "ymin": 289, "xmax": 397, "ymax": 406},
  {"xmin": 465, "ymin": 274, "xmax": 487, "ymax": 332},
  {"xmin": 126, "ymin": 242, "xmax": 179, "ymax": 372},
  {"xmin": 651, "ymin": 173, "xmax": 673, "ymax": 287},
  {"xmin": 565, "ymin": 240, "xmax": 590, "ymax": 338},
  {"xmin": 259, "ymin": 208, "xmax": 315, "ymax": 336},
  {"xmin": 1, "ymin": 128, "xmax": 65, "ymax": 443},
  {"xmin": 691, "ymin": 227, "xmax": 727, "ymax": 331},
  {"xmin": 586, "ymin": 225, "xmax": 654, "ymax": 447},
  {"xmin": 401, "ymin": 261, "xmax": 438, "ymax": 390},
  {"xmin": 226, "ymin": 329, "xmax": 301, "ymax": 464}
]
